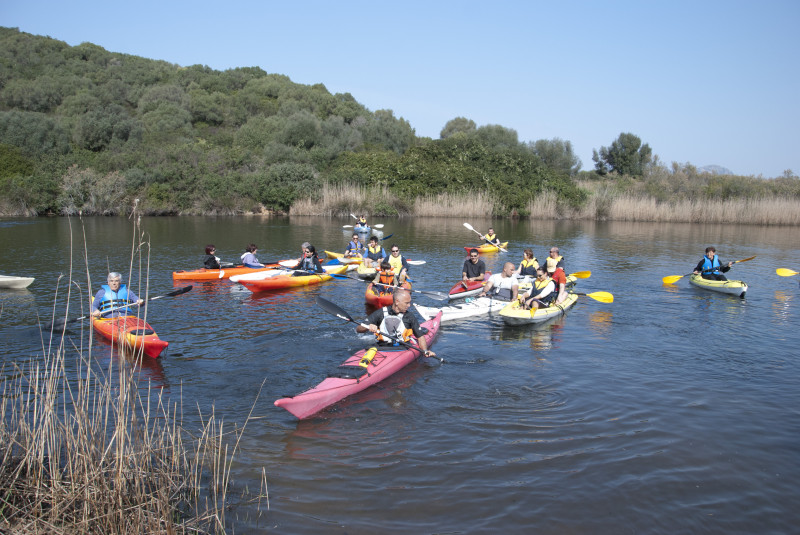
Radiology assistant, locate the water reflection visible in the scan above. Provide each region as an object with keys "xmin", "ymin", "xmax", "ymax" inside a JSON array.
[{"xmin": 588, "ymin": 310, "xmax": 614, "ymax": 338}]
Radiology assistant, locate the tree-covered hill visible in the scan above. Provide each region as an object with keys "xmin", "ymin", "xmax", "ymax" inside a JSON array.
[{"xmin": 0, "ymin": 26, "xmax": 584, "ymax": 216}]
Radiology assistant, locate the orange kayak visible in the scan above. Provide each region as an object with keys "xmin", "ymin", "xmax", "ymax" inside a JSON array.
[
  {"xmin": 365, "ymin": 281, "xmax": 412, "ymax": 306},
  {"xmin": 172, "ymin": 264, "xmax": 282, "ymax": 280},
  {"xmin": 92, "ymin": 315, "xmax": 168, "ymax": 359},
  {"xmin": 234, "ymin": 265, "xmax": 349, "ymax": 293},
  {"xmin": 463, "ymin": 242, "xmax": 508, "ymax": 253}
]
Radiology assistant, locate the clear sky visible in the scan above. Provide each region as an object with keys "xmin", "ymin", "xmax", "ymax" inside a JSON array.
[{"xmin": 4, "ymin": 0, "xmax": 799, "ymax": 177}]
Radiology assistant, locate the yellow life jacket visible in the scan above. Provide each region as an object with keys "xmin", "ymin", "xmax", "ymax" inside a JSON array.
[
  {"xmin": 388, "ymin": 254, "xmax": 404, "ymax": 274},
  {"xmin": 546, "ymin": 255, "xmax": 563, "ymax": 273},
  {"xmin": 368, "ymin": 244, "xmax": 383, "ymax": 255},
  {"xmin": 520, "ymin": 258, "xmax": 539, "ymax": 276},
  {"xmin": 484, "ymin": 233, "xmax": 497, "ymax": 242}
]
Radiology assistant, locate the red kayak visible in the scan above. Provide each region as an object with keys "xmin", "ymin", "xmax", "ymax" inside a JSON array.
[
  {"xmin": 92, "ymin": 315, "xmax": 168, "ymax": 359},
  {"xmin": 274, "ymin": 311, "xmax": 443, "ymax": 419},
  {"xmin": 364, "ymin": 281, "xmax": 412, "ymax": 306},
  {"xmin": 448, "ymin": 271, "xmax": 491, "ymax": 299}
]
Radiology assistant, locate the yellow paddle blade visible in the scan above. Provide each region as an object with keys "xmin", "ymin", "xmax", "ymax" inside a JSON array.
[
  {"xmin": 662, "ymin": 275, "xmax": 685, "ymax": 285},
  {"xmin": 570, "ymin": 270, "xmax": 591, "ymax": 279},
  {"xmin": 776, "ymin": 268, "xmax": 799, "ymax": 277},
  {"xmin": 585, "ymin": 291, "xmax": 614, "ymax": 303}
]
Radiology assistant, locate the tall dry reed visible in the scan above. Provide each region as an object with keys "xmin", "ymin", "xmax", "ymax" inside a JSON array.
[
  {"xmin": 412, "ymin": 191, "xmax": 496, "ymax": 217},
  {"xmin": 0, "ymin": 214, "xmax": 260, "ymax": 534},
  {"xmin": 289, "ymin": 182, "xmax": 401, "ymax": 216}
]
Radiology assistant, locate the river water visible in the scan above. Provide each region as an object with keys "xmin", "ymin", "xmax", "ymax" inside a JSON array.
[{"xmin": 1, "ymin": 216, "xmax": 798, "ymax": 534}]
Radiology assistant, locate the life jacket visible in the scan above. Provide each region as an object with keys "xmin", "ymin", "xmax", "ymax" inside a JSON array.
[
  {"xmin": 376, "ymin": 307, "xmax": 413, "ymax": 344},
  {"xmin": 702, "ymin": 255, "xmax": 721, "ymax": 275},
  {"xmin": 378, "ymin": 269, "xmax": 395, "ymax": 286},
  {"xmin": 299, "ymin": 256, "xmax": 318, "ymax": 271},
  {"xmin": 545, "ymin": 255, "xmax": 563, "ymax": 274},
  {"xmin": 487, "ymin": 275, "xmax": 515, "ymax": 301},
  {"xmin": 98, "ymin": 283, "xmax": 133, "ymax": 315},
  {"xmin": 359, "ymin": 217, "xmax": 367, "ymax": 225},
  {"xmin": 367, "ymin": 244, "xmax": 385, "ymax": 261},
  {"xmin": 519, "ymin": 258, "xmax": 538, "ymax": 276},
  {"xmin": 530, "ymin": 278, "xmax": 555, "ymax": 305},
  {"xmin": 346, "ymin": 240, "xmax": 363, "ymax": 255},
  {"xmin": 484, "ymin": 233, "xmax": 497, "ymax": 242},
  {"xmin": 388, "ymin": 254, "xmax": 404, "ymax": 274}
]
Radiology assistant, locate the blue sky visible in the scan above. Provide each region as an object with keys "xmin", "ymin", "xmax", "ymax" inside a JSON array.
[{"xmin": 4, "ymin": 0, "xmax": 799, "ymax": 177}]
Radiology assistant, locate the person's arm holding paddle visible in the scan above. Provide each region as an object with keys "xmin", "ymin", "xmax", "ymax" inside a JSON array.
[{"xmin": 355, "ymin": 289, "xmax": 436, "ymax": 358}]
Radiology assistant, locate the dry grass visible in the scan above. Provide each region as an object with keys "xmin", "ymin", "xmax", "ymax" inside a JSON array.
[
  {"xmin": 0, "ymin": 214, "xmax": 260, "ymax": 534},
  {"xmin": 412, "ymin": 191, "xmax": 496, "ymax": 217},
  {"xmin": 289, "ymin": 182, "xmax": 401, "ymax": 216}
]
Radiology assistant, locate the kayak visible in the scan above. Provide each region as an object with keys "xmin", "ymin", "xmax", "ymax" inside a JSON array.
[
  {"xmin": 463, "ymin": 242, "xmax": 508, "ymax": 253},
  {"xmin": 498, "ymin": 292, "xmax": 580, "ymax": 325},
  {"xmin": 448, "ymin": 271, "xmax": 492, "ymax": 299},
  {"xmin": 0, "ymin": 275, "xmax": 35, "ymax": 289},
  {"xmin": 415, "ymin": 296, "xmax": 510, "ymax": 322},
  {"xmin": 324, "ymin": 251, "xmax": 363, "ymax": 265},
  {"xmin": 689, "ymin": 274, "xmax": 748, "ymax": 298},
  {"xmin": 92, "ymin": 315, "xmax": 168, "ymax": 358},
  {"xmin": 172, "ymin": 263, "xmax": 285, "ymax": 281},
  {"xmin": 233, "ymin": 264, "xmax": 349, "ymax": 292},
  {"xmin": 274, "ymin": 311, "xmax": 443, "ymax": 419},
  {"xmin": 419, "ymin": 275, "xmax": 575, "ymax": 321},
  {"xmin": 365, "ymin": 281, "xmax": 412, "ymax": 307},
  {"xmin": 356, "ymin": 263, "xmax": 377, "ymax": 279}
]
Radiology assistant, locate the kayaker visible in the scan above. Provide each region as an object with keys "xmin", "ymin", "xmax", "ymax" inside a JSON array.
[
  {"xmin": 551, "ymin": 266, "xmax": 569, "ymax": 304},
  {"xmin": 372, "ymin": 260, "xmax": 398, "ymax": 295},
  {"xmin": 291, "ymin": 245, "xmax": 324, "ymax": 275},
  {"xmin": 545, "ymin": 247, "xmax": 565, "ymax": 276},
  {"xmin": 386, "ymin": 244, "xmax": 410, "ymax": 284},
  {"xmin": 356, "ymin": 288, "xmax": 437, "ymax": 358},
  {"xmin": 203, "ymin": 244, "xmax": 221, "ymax": 269},
  {"xmin": 241, "ymin": 244, "xmax": 265, "ymax": 268},
  {"xmin": 91, "ymin": 272, "xmax": 144, "ymax": 318},
  {"xmin": 344, "ymin": 233, "xmax": 365, "ymax": 258},
  {"xmin": 515, "ymin": 248, "xmax": 539, "ymax": 282},
  {"xmin": 462, "ymin": 248, "xmax": 486, "ymax": 287},
  {"xmin": 477, "ymin": 262, "xmax": 519, "ymax": 301},
  {"xmin": 693, "ymin": 246, "xmax": 733, "ymax": 281},
  {"xmin": 483, "ymin": 227, "xmax": 501, "ymax": 246},
  {"xmin": 354, "ymin": 215, "xmax": 369, "ymax": 231},
  {"xmin": 364, "ymin": 235, "xmax": 387, "ymax": 268},
  {"xmin": 519, "ymin": 266, "xmax": 557, "ymax": 310}
]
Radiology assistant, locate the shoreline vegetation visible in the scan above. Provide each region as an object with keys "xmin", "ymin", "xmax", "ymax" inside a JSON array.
[
  {"xmin": 0, "ymin": 219, "xmax": 262, "ymax": 533},
  {"xmin": 1, "ymin": 27, "xmax": 799, "ymax": 226}
]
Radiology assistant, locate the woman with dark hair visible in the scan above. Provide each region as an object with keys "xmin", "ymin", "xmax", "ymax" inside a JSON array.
[
  {"xmin": 291, "ymin": 244, "xmax": 324, "ymax": 275},
  {"xmin": 241, "ymin": 243, "xmax": 265, "ymax": 268},
  {"xmin": 203, "ymin": 244, "xmax": 221, "ymax": 269}
]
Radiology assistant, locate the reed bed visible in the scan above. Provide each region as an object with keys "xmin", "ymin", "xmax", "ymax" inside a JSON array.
[
  {"xmin": 412, "ymin": 191, "xmax": 496, "ymax": 217},
  {"xmin": 289, "ymin": 182, "xmax": 401, "ymax": 217}
]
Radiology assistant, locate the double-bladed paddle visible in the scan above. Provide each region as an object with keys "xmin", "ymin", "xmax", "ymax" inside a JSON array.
[
  {"xmin": 463, "ymin": 222, "xmax": 508, "ymax": 252},
  {"xmin": 315, "ymin": 296, "xmax": 443, "ymax": 361},
  {"xmin": 47, "ymin": 285, "xmax": 193, "ymax": 330},
  {"xmin": 662, "ymin": 255, "xmax": 756, "ymax": 285}
]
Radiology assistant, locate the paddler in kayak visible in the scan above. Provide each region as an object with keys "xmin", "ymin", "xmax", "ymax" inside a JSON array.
[
  {"xmin": 91, "ymin": 272, "xmax": 144, "ymax": 318},
  {"xmin": 354, "ymin": 215, "xmax": 369, "ymax": 231},
  {"xmin": 371, "ymin": 260, "xmax": 398, "ymax": 295},
  {"xmin": 477, "ymin": 262, "xmax": 519, "ymax": 301},
  {"xmin": 514, "ymin": 248, "xmax": 539, "ymax": 282},
  {"xmin": 693, "ymin": 246, "xmax": 733, "ymax": 281},
  {"xmin": 364, "ymin": 235, "xmax": 387, "ymax": 268},
  {"xmin": 290, "ymin": 245, "xmax": 324, "ymax": 275},
  {"xmin": 344, "ymin": 233, "xmax": 365, "ymax": 258},
  {"xmin": 545, "ymin": 246, "xmax": 568, "ymax": 304},
  {"xmin": 203, "ymin": 244, "xmax": 221, "ymax": 269},
  {"xmin": 386, "ymin": 244, "xmax": 410, "ymax": 284},
  {"xmin": 483, "ymin": 227, "xmax": 501, "ymax": 247},
  {"xmin": 519, "ymin": 266, "xmax": 556, "ymax": 310},
  {"xmin": 241, "ymin": 243, "xmax": 265, "ymax": 268},
  {"xmin": 462, "ymin": 248, "xmax": 486, "ymax": 287},
  {"xmin": 356, "ymin": 288, "xmax": 437, "ymax": 358}
]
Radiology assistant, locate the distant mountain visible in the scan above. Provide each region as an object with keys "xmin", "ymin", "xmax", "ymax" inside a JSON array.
[{"xmin": 699, "ymin": 165, "xmax": 733, "ymax": 175}]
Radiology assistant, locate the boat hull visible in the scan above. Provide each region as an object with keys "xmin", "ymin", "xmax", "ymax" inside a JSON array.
[
  {"xmin": 0, "ymin": 275, "xmax": 35, "ymax": 289},
  {"xmin": 234, "ymin": 265, "xmax": 348, "ymax": 292},
  {"xmin": 463, "ymin": 242, "xmax": 508, "ymax": 254},
  {"xmin": 448, "ymin": 272, "xmax": 491, "ymax": 299},
  {"xmin": 274, "ymin": 311, "xmax": 442, "ymax": 419},
  {"xmin": 498, "ymin": 293, "xmax": 579, "ymax": 325},
  {"xmin": 172, "ymin": 264, "xmax": 280, "ymax": 280},
  {"xmin": 92, "ymin": 315, "xmax": 168, "ymax": 358},
  {"xmin": 689, "ymin": 274, "xmax": 748, "ymax": 297},
  {"xmin": 365, "ymin": 281, "xmax": 412, "ymax": 306},
  {"xmin": 415, "ymin": 296, "xmax": 510, "ymax": 322},
  {"xmin": 324, "ymin": 251, "xmax": 363, "ymax": 265}
]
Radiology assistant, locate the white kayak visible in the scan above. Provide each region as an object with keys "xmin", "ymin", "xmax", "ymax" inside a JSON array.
[
  {"xmin": 415, "ymin": 296, "xmax": 512, "ymax": 322},
  {"xmin": 498, "ymin": 293, "xmax": 579, "ymax": 325},
  {"xmin": 689, "ymin": 274, "xmax": 748, "ymax": 298},
  {"xmin": 0, "ymin": 275, "xmax": 35, "ymax": 289},
  {"xmin": 231, "ymin": 264, "xmax": 346, "ymax": 283}
]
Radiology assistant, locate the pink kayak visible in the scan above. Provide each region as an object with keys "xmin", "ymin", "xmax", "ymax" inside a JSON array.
[
  {"xmin": 448, "ymin": 271, "xmax": 491, "ymax": 299},
  {"xmin": 274, "ymin": 311, "xmax": 443, "ymax": 419}
]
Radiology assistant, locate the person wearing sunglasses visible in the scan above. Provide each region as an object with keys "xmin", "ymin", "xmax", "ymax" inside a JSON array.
[
  {"xmin": 344, "ymin": 233, "xmax": 365, "ymax": 258},
  {"xmin": 519, "ymin": 266, "xmax": 556, "ymax": 310},
  {"xmin": 545, "ymin": 247, "xmax": 568, "ymax": 304},
  {"xmin": 462, "ymin": 248, "xmax": 486, "ymax": 288},
  {"xmin": 386, "ymin": 244, "xmax": 410, "ymax": 284}
]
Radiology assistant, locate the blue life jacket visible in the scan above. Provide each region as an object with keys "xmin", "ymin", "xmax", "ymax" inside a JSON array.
[
  {"xmin": 702, "ymin": 255, "xmax": 721, "ymax": 275},
  {"xmin": 99, "ymin": 284, "xmax": 133, "ymax": 316}
]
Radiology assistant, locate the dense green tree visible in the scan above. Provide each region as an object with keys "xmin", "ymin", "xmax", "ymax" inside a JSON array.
[
  {"xmin": 473, "ymin": 124, "xmax": 519, "ymax": 149},
  {"xmin": 440, "ymin": 117, "xmax": 477, "ymax": 138},
  {"xmin": 592, "ymin": 132, "xmax": 652, "ymax": 176},
  {"xmin": 528, "ymin": 137, "xmax": 582, "ymax": 177},
  {"xmin": 0, "ymin": 110, "xmax": 71, "ymax": 155},
  {"xmin": 358, "ymin": 109, "xmax": 416, "ymax": 154}
]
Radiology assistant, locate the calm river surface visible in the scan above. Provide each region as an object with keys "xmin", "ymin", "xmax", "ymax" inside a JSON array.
[{"xmin": 1, "ymin": 216, "xmax": 798, "ymax": 534}]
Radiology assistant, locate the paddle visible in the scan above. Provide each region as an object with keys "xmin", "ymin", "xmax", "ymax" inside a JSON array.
[
  {"xmin": 776, "ymin": 268, "xmax": 799, "ymax": 277},
  {"xmin": 573, "ymin": 291, "xmax": 614, "ymax": 303},
  {"xmin": 662, "ymin": 255, "xmax": 756, "ymax": 285},
  {"xmin": 315, "ymin": 296, "xmax": 442, "ymax": 362},
  {"xmin": 569, "ymin": 270, "xmax": 591, "ymax": 279},
  {"xmin": 48, "ymin": 285, "xmax": 193, "ymax": 330},
  {"xmin": 325, "ymin": 271, "xmax": 447, "ymax": 300},
  {"xmin": 463, "ymin": 222, "xmax": 508, "ymax": 252}
]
